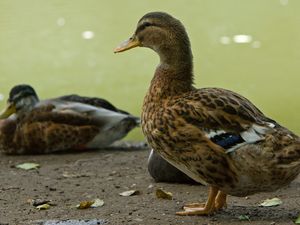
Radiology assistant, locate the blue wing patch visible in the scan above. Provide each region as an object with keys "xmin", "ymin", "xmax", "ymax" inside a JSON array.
[{"xmin": 210, "ymin": 133, "xmax": 244, "ymax": 149}]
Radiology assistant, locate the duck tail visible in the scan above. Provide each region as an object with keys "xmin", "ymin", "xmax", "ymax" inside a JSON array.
[{"xmin": 276, "ymin": 137, "xmax": 300, "ymax": 168}]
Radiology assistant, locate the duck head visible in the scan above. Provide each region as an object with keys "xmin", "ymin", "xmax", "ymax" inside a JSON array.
[
  {"xmin": 0, "ymin": 84, "xmax": 39, "ymax": 119},
  {"xmin": 114, "ymin": 12, "xmax": 193, "ymax": 71}
]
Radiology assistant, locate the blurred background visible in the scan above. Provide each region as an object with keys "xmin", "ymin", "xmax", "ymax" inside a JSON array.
[{"xmin": 0, "ymin": 0, "xmax": 299, "ymax": 140}]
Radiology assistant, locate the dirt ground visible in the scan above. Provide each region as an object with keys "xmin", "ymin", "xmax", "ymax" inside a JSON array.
[{"xmin": 0, "ymin": 143, "xmax": 299, "ymax": 225}]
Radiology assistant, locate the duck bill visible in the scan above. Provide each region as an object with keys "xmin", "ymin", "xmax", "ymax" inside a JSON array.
[
  {"xmin": 114, "ymin": 36, "xmax": 140, "ymax": 53},
  {"xmin": 0, "ymin": 103, "xmax": 16, "ymax": 119}
]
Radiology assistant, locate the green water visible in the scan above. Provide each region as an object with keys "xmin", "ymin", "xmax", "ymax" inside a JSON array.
[{"xmin": 0, "ymin": 0, "xmax": 299, "ymax": 140}]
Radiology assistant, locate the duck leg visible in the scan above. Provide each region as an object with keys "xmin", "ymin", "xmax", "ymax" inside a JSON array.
[
  {"xmin": 176, "ymin": 186, "xmax": 218, "ymax": 216},
  {"xmin": 215, "ymin": 191, "xmax": 227, "ymax": 210},
  {"xmin": 181, "ymin": 190, "xmax": 227, "ymax": 210}
]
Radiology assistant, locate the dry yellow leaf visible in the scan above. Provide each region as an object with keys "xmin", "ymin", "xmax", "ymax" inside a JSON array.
[
  {"xmin": 16, "ymin": 163, "xmax": 40, "ymax": 170},
  {"xmin": 259, "ymin": 198, "xmax": 282, "ymax": 207},
  {"xmin": 155, "ymin": 188, "xmax": 173, "ymax": 200},
  {"xmin": 77, "ymin": 200, "xmax": 95, "ymax": 209},
  {"xmin": 36, "ymin": 203, "xmax": 51, "ymax": 210}
]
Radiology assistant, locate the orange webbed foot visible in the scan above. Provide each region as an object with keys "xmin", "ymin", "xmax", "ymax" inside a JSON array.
[{"xmin": 176, "ymin": 187, "xmax": 227, "ymax": 216}]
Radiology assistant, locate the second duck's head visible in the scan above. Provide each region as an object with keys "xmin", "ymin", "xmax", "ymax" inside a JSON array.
[
  {"xmin": 0, "ymin": 84, "xmax": 39, "ymax": 119},
  {"xmin": 114, "ymin": 12, "xmax": 192, "ymax": 66}
]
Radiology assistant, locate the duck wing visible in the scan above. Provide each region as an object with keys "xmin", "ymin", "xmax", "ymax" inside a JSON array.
[
  {"xmin": 35, "ymin": 101, "xmax": 139, "ymax": 130},
  {"xmin": 55, "ymin": 94, "xmax": 130, "ymax": 115},
  {"xmin": 178, "ymin": 88, "xmax": 277, "ymax": 152}
]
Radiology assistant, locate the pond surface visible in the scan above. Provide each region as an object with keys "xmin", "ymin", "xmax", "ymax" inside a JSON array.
[{"xmin": 0, "ymin": 0, "xmax": 299, "ymax": 140}]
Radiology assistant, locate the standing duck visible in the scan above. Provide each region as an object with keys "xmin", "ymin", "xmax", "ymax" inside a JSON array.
[
  {"xmin": 0, "ymin": 84, "xmax": 139, "ymax": 154},
  {"xmin": 115, "ymin": 12, "xmax": 300, "ymax": 215}
]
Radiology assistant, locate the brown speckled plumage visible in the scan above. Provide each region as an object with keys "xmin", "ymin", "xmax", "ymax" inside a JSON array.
[
  {"xmin": 0, "ymin": 85, "xmax": 139, "ymax": 155},
  {"xmin": 0, "ymin": 105, "xmax": 99, "ymax": 154},
  {"xmin": 115, "ymin": 12, "xmax": 300, "ymax": 215}
]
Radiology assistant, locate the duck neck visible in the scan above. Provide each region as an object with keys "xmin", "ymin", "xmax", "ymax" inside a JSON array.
[{"xmin": 150, "ymin": 43, "xmax": 194, "ymax": 97}]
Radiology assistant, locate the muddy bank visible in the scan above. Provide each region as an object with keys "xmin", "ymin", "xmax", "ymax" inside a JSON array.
[{"xmin": 0, "ymin": 145, "xmax": 299, "ymax": 225}]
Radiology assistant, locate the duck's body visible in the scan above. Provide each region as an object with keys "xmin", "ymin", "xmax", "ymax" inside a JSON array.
[
  {"xmin": 143, "ymin": 86, "xmax": 300, "ymax": 196},
  {"xmin": 115, "ymin": 12, "xmax": 300, "ymax": 215},
  {"xmin": 0, "ymin": 85, "xmax": 139, "ymax": 154}
]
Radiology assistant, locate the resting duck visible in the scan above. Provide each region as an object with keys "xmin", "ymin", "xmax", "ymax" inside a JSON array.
[
  {"xmin": 115, "ymin": 12, "xmax": 300, "ymax": 215},
  {"xmin": 0, "ymin": 84, "xmax": 139, "ymax": 154}
]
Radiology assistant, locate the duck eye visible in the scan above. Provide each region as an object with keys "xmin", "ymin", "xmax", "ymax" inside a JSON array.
[
  {"xmin": 143, "ymin": 22, "xmax": 152, "ymax": 27},
  {"xmin": 137, "ymin": 22, "xmax": 153, "ymax": 33}
]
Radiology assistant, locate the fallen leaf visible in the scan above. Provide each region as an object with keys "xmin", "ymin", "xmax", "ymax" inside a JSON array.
[
  {"xmin": 155, "ymin": 188, "xmax": 173, "ymax": 200},
  {"xmin": 76, "ymin": 198, "xmax": 104, "ymax": 209},
  {"xmin": 238, "ymin": 215, "xmax": 250, "ymax": 221},
  {"xmin": 91, "ymin": 199, "xmax": 104, "ymax": 208},
  {"xmin": 77, "ymin": 200, "xmax": 94, "ymax": 209},
  {"xmin": 16, "ymin": 163, "xmax": 40, "ymax": 170},
  {"xmin": 36, "ymin": 203, "xmax": 51, "ymax": 210},
  {"xmin": 295, "ymin": 215, "xmax": 300, "ymax": 224},
  {"xmin": 260, "ymin": 198, "xmax": 282, "ymax": 207},
  {"xmin": 28, "ymin": 199, "xmax": 51, "ymax": 206},
  {"xmin": 119, "ymin": 190, "xmax": 140, "ymax": 197}
]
